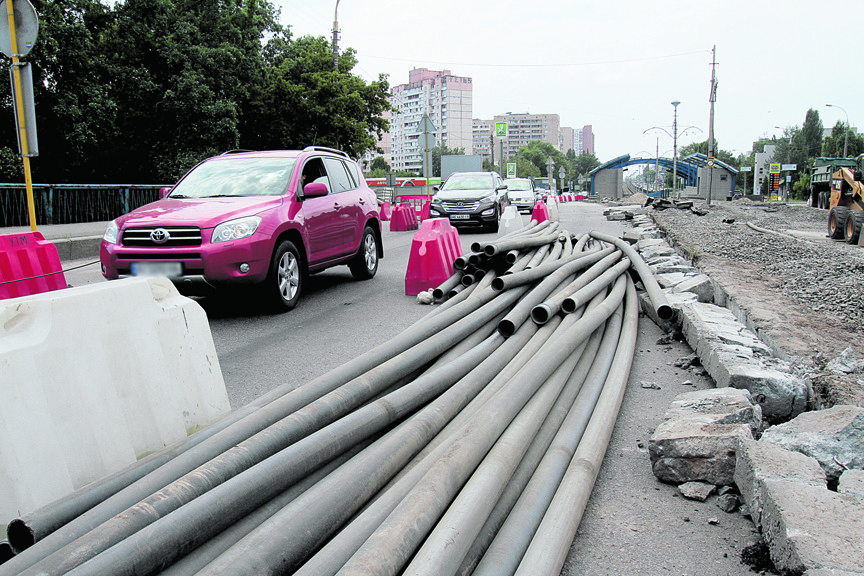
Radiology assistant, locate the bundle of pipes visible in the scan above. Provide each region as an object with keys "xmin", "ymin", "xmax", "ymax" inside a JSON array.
[{"xmin": 1, "ymin": 224, "xmax": 669, "ymax": 576}]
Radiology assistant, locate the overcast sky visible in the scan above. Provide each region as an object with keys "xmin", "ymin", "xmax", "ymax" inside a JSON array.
[{"xmin": 271, "ymin": 0, "xmax": 861, "ymax": 162}]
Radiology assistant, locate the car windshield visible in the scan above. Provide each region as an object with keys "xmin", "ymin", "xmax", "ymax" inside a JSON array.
[
  {"xmin": 442, "ymin": 174, "xmax": 493, "ymax": 191},
  {"xmin": 507, "ymin": 180, "xmax": 532, "ymax": 191},
  {"xmin": 170, "ymin": 157, "xmax": 298, "ymax": 198},
  {"xmin": 533, "ymin": 178, "xmax": 549, "ymax": 188}
]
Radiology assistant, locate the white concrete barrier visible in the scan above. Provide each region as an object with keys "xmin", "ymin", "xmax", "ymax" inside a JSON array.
[
  {"xmin": 0, "ymin": 277, "xmax": 230, "ymax": 525},
  {"xmin": 497, "ymin": 205, "xmax": 525, "ymax": 237}
]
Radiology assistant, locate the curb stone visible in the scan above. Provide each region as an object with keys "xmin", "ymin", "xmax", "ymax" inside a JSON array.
[{"xmin": 618, "ymin": 209, "xmax": 864, "ymax": 575}]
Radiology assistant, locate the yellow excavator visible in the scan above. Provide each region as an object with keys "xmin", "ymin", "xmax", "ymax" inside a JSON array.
[{"xmin": 827, "ymin": 154, "xmax": 864, "ymax": 243}]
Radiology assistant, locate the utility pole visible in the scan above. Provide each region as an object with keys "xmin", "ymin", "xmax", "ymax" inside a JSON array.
[
  {"xmin": 672, "ymin": 100, "xmax": 680, "ymax": 197},
  {"xmin": 332, "ymin": 0, "xmax": 340, "ymax": 69},
  {"xmin": 706, "ymin": 45, "xmax": 718, "ymax": 204}
]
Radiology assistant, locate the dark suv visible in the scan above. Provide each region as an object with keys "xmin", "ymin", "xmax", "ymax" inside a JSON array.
[
  {"xmin": 429, "ymin": 171, "xmax": 509, "ymax": 231},
  {"xmin": 100, "ymin": 147, "xmax": 383, "ymax": 311}
]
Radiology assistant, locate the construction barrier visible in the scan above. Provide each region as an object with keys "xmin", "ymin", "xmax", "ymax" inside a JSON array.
[
  {"xmin": 404, "ymin": 218, "xmax": 462, "ymax": 295},
  {"xmin": 0, "ymin": 232, "xmax": 67, "ymax": 300},
  {"xmin": 380, "ymin": 201, "xmax": 392, "ymax": 222},
  {"xmin": 0, "ymin": 277, "xmax": 231, "ymax": 527},
  {"xmin": 531, "ymin": 200, "xmax": 550, "ymax": 224},
  {"xmin": 498, "ymin": 205, "xmax": 526, "ymax": 237},
  {"xmin": 394, "ymin": 193, "xmax": 433, "ymax": 221},
  {"xmin": 389, "ymin": 202, "xmax": 419, "ymax": 232}
]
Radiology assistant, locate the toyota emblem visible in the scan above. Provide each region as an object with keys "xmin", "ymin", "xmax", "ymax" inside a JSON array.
[{"xmin": 150, "ymin": 228, "xmax": 170, "ymax": 244}]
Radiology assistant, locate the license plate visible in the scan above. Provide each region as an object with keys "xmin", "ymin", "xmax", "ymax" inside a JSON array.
[
  {"xmin": 450, "ymin": 214, "xmax": 470, "ymax": 220},
  {"xmin": 130, "ymin": 261, "xmax": 183, "ymax": 277}
]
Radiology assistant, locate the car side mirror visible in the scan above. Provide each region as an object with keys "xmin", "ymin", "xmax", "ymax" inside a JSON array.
[
  {"xmin": 432, "ymin": 186, "xmax": 439, "ymax": 192},
  {"xmin": 302, "ymin": 182, "xmax": 329, "ymax": 198},
  {"xmin": 496, "ymin": 184, "xmax": 507, "ymax": 191},
  {"xmin": 159, "ymin": 187, "xmax": 171, "ymax": 199}
]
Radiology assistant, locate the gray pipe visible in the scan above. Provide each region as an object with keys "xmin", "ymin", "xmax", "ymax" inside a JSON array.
[
  {"xmin": 290, "ymin": 314, "xmax": 550, "ymax": 576},
  {"xmin": 471, "ymin": 292, "xmax": 625, "ymax": 576},
  {"xmin": 403, "ymin": 292, "xmax": 616, "ymax": 576},
  {"xmin": 531, "ymin": 249, "xmax": 622, "ymax": 325},
  {"xmin": 513, "ymin": 277, "xmax": 639, "ymax": 576},
  {"xmin": 432, "ymin": 272, "xmax": 463, "ymax": 300},
  {"xmin": 335, "ymin": 275, "xmax": 628, "ymax": 576},
  {"xmin": 561, "ymin": 257, "xmax": 632, "ymax": 314},
  {"xmin": 589, "ymin": 230, "xmax": 673, "ymax": 320}
]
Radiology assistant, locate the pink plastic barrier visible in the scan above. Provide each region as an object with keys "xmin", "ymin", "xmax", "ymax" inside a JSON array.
[
  {"xmin": 394, "ymin": 194, "xmax": 433, "ymax": 220},
  {"xmin": 380, "ymin": 201, "xmax": 392, "ymax": 222},
  {"xmin": 405, "ymin": 218, "xmax": 463, "ymax": 295},
  {"xmin": 0, "ymin": 232, "xmax": 67, "ymax": 300},
  {"xmin": 419, "ymin": 200, "xmax": 431, "ymax": 221},
  {"xmin": 531, "ymin": 201, "xmax": 550, "ymax": 224},
  {"xmin": 389, "ymin": 202, "xmax": 419, "ymax": 232},
  {"xmin": 574, "ymin": 194, "xmax": 585, "ymax": 201}
]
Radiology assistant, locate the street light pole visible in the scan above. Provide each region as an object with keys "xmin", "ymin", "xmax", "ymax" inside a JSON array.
[
  {"xmin": 672, "ymin": 100, "xmax": 680, "ymax": 197},
  {"xmin": 826, "ymin": 103, "xmax": 849, "ymax": 158},
  {"xmin": 332, "ymin": 0, "xmax": 341, "ymax": 69}
]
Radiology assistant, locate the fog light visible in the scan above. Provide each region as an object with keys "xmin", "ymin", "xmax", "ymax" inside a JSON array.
[{"xmin": 239, "ymin": 263, "xmax": 250, "ymax": 273}]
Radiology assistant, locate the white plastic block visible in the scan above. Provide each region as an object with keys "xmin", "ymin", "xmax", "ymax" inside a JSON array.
[{"xmin": 0, "ymin": 277, "xmax": 230, "ymax": 524}]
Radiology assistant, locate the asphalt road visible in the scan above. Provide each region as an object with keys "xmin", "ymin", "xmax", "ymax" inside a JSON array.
[{"xmin": 61, "ymin": 202, "xmax": 761, "ymax": 575}]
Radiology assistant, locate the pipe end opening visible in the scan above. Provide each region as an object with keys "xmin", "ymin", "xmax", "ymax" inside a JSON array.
[
  {"xmin": 497, "ymin": 320, "xmax": 515, "ymax": 338},
  {"xmin": 657, "ymin": 304, "xmax": 674, "ymax": 321},
  {"xmin": 531, "ymin": 305, "xmax": 550, "ymax": 325},
  {"xmin": 490, "ymin": 278, "xmax": 504, "ymax": 291},
  {"xmin": 561, "ymin": 298, "xmax": 576, "ymax": 314},
  {"xmin": 7, "ymin": 519, "xmax": 35, "ymax": 552}
]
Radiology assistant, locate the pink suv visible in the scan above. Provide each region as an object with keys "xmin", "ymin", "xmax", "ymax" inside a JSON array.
[{"xmin": 100, "ymin": 147, "xmax": 382, "ymax": 311}]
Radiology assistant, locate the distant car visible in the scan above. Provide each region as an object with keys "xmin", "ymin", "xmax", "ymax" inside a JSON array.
[
  {"xmin": 429, "ymin": 171, "xmax": 508, "ymax": 232},
  {"xmin": 100, "ymin": 147, "xmax": 383, "ymax": 311},
  {"xmin": 504, "ymin": 178, "xmax": 537, "ymax": 214}
]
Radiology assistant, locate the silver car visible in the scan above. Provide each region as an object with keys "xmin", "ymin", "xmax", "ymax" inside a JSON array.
[{"xmin": 504, "ymin": 178, "xmax": 537, "ymax": 214}]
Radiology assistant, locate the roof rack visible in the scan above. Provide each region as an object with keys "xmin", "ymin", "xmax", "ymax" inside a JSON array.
[
  {"xmin": 303, "ymin": 146, "xmax": 348, "ymax": 158},
  {"xmin": 220, "ymin": 149, "xmax": 256, "ymax": 155}
]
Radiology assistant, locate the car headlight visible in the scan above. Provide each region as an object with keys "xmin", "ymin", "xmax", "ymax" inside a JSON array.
[
  {"xmin": 103, "ymin": 220, "xmax": 119, "ymax": 244},
  {"xmin": 481, "ymin": 194, "xmax": 497, "ymax": 204},
  {"xmin": 212, "ymin": 216, "xmax": 262, "ymax": 243}
]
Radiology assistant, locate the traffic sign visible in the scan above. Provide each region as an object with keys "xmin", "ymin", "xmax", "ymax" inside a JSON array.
[
  {"xmin": 0, "ymin": 0, "xmax": 38, "ymax": 58},
  {"xmin": 495, "ymin": 122, "xmax": 507, "ymax": 137},
  {"xmin": 506, "ymin": 163, "xmax": 516, "ymax": 178},
  {"xmin": 769, "ymin": 163, "xmax": 781, "ymax": 174}
]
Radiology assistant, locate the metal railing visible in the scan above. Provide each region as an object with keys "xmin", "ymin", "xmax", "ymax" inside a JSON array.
[{"xmin": 0, "ymin": 184, "xmax": 171, "ymax": 227}]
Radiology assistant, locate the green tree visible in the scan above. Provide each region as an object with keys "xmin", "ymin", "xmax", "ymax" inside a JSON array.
[
  {"xmin": 822, "ymin": 121, "xmax": 864, "ymax": 158},
  {"xmin": 0, "ymin": 0, "xmax": 390, "ymax": 184},
  {"xmin": 369, "ymin": 156, "xmax": 390, "ymax": 173}
]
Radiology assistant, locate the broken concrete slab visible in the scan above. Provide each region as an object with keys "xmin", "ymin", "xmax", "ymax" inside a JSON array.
[
  {"xmin": 734, "ymin": 438, "xmax": 827, "ymax": 530},
  {"xmin": 649, "ymin": 418, "xmax": 753, "ymax": 485},
  {"xmin": 663, "ymin": 387, "xmax": 763, "ymax": 434},
  {"xmin": 672, "ymin": 274, "xmax": 714, "ymax": 303},
  {"xmin": 759, "ymin": 405, "xmax": 864, "ymax": 484},
  {"xmin": 760, "ymin": 479, "xmax": 864, "ymax": 574}
]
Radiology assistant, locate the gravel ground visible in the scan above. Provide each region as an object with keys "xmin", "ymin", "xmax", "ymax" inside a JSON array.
[{"xmin": 627, "ymin": 197, "xmax": 864, "ymax": 408}]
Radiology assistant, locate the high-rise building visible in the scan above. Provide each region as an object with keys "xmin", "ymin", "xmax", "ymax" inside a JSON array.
[
  {"xmin": 492, "ymin": 112, "xmax": 560, "ymax": 160},
  {"xmin": 576, "ymin": 125, "xmax": 595, "ymax": 155},
  {"xmin": 388, "ymin": 68, "xmax": 473, "ymax": 174},
  {"xmin": 472, "ymin": 119, "xmax": 494, "ymax": 165}
]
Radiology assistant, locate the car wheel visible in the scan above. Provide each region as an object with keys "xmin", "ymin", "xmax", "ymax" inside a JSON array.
[
  {"xmin": 349, "ymin": 226, "xmax": 379, "ymax": 280},
  {"xmin": 265, "ymin": 240, "xmax": 302, "ymax": 311}
]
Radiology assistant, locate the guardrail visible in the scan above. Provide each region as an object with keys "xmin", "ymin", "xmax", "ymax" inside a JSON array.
[{"xmin": 0, "ymin": 184, "xmax": 171, "ymax": 227}]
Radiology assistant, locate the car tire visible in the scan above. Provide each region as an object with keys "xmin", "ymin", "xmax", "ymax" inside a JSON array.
[
  {"xmin": 265, "ymin": 240, "xmax": 302, "ymax": 311},
  {"xmin": 349, "ymin": 226, "xmax": 379, "ymax": 280}
]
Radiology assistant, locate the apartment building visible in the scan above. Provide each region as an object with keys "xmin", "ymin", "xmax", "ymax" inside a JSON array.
[
  {"xmin": 388, "ymin": 68, "xmax": 473, "ymax": 173},
  {"xmin": 491, "ymin": 112, "xmax": 561, "ymax": 159},
  {"xmin": 576, "ymin": 125, "xmax": 595, "ymax": 155}
]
